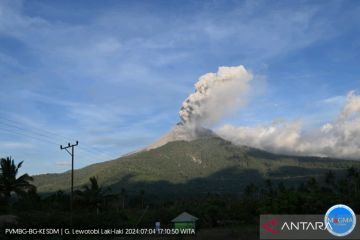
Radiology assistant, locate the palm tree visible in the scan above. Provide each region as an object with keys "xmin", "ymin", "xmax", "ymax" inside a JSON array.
[
  {"xmin": 75, "ymin": 176, "xmax": 110, "ymax": 214},
  {"xmin": 0, "ymin": 157, "xmax": 35, "ymax": 203}
]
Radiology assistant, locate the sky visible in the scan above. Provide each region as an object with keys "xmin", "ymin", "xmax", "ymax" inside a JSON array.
[{"xmin": 0, "ymin": 0, "xmax": 360, "ymax": 175}]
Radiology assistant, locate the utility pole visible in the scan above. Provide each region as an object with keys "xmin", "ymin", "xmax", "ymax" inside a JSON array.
[{"xmin": 60, "ymin": 141, "xmax": 78, "ymax": 224}]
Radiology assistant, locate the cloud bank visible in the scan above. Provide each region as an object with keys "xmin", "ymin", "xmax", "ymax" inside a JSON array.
[
  {"xmin": 216, "ymin": 91, "xmax": 360, "ymax": 159},
  {"xmin": 179, "ymin": 65, "xmax": 253, "ymax": 127}
]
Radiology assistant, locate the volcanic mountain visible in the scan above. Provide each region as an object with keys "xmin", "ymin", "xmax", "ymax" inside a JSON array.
[
  {"xmin": 33, "ymin": 124, "xmax": 360, "ymax": 196},
  {"xmin": 144, "ymin": 123, "xmax": 216, "ymax": 150},
  {"xmin": 32, "ymin": 66, "xmax": 360, "ymax": 196}
]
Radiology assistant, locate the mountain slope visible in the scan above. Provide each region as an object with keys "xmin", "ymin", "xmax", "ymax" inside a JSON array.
[
  {"xmin": 143, "ymin": 123, "xmax": 217, "ymax": 150},
  {"xmin": 33, "ymin": 135, "xmax": 360, "ymax": 195}
]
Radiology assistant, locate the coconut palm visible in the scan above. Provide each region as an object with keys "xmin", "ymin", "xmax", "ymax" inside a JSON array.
[
  {"xmin": 75, "ymin": 176, "xmax": 112, "ymax": 214},
  {"xmin": 0, "ymin": 157, "xmax": 35, "ymax": 202}
]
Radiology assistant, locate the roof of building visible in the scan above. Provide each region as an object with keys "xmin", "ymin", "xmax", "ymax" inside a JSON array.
[{"xmin": 171, "ymin": 212, "xmax": 199, "ymax": 222}]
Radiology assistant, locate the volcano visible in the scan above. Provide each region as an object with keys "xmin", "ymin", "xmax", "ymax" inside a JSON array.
[
  {"xmin": 31, "ymin": 65, "xmax": 360, "ymax": 195},
  {"xmin": 144, "ymin": 123, "xmax": 217, "ymax": 150},
  {"xmin": 33, "ymin": 124, "xmax": 360, "ymax": 196}
]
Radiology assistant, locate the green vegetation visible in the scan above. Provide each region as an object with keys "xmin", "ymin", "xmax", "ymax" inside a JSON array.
[
  {"xmin": 0, "ymin": 157, "xmax": 35, "ymax": 205},
  {"xmin": 1, "ymin": 159, "xmax": 360, "ymax": 239},
  {"xmin": 74, "ymin": 176, "xmax": 116, "ymax": 214},
  {"xmin": 2, "ymin": 137, "xmax": 360, "ymax": 239},
  {"xmin": 34, "ymin": 136, "xmax": 360, "ymax": 195}
]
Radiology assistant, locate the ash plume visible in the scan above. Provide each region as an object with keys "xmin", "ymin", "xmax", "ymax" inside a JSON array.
[
  {"xmin": 143, "ymin": 65, "xmax": 253, "ymax": 151},
  {"xmin": 149, "ymin": 64, "xmax": 360, "ymax": 160},
  {"xmin": 179, "ymin": 65, "xmax": 253, "ymax": 128}
]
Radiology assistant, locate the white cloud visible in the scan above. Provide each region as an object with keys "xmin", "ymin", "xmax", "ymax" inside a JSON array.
[
  {"xmin": 217, "ymin": 91, "xmax": 360, "ymax": 159},
  {"xmin": 338, "ymin": 91, "xmax": 360, "ymax": 121},
  {"xmin": 322, "ymin": 95, "xmax": 346, "ymax": 105}
]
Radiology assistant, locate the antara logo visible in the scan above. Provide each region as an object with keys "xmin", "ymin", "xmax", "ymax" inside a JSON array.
[
  {"xmin": 281, "ymin": 221, "xmax": 332, "ymax": 231},
  {"xmin": 261, "ymin": 218, "xmax": 279, "ymax": 234}
]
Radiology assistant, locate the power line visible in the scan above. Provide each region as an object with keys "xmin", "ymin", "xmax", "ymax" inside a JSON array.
[
  {"xmin": 0, "ymin": 118, "xmax": 114, "ymax": 159},
  {"xmin": 0, "ymin": 126, "xmax": 107, "ymax": 162},
  {"xmin": 0, "ymin": 120, "xmax": 60, "ymax": 140},
  {"xmin": 0, "ymin": 126, "xmax": 59, "ymax": 146}
]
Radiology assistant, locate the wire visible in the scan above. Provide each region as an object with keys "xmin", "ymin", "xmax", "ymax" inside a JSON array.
[
  {"xmin": 0, "ymin": 125, "xmax": 108, "ymax": 161},
  {"xmin": 0, "ymin": 116, "xmax": 114, "ymax": 159}
]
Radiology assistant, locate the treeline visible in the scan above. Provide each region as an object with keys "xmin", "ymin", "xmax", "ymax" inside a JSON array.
[
  {"xmin": 1, "ymin": 156, "xmax": 360, "ymax": 229},
  {"xmin": 151, "ymin": 168, "xmax": 360, "ymax": 228},
  {"xmin": 0, "ymin": 157, "xmax": 147, "ymax": 227}
]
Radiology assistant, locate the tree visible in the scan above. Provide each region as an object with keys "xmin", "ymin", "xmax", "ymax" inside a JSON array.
[
  {"xmin": 347, "ymin": 167, "xmax": 358, "ymax": 178},
  {"xmin": 347, "ymin": 167, "xmax": 359, "ymax": 194},
  {"xmin": 140, "ymin": 190, "xmax": 145, "ymax": 209},
  {"xmin": 75, "ymin": 176, "xmax": 111, "ymax": 214},
  {"xmin": 324, "ymin": 170, "xmax": 336, "ymax": 194},
  {"xmin": 325, "ymin": 170, "xmax": 336, "ymax": 186},
  {"xmin": 306, "ymin": 177, "xmax": 319, "ymax": 192},
  {"xmin": 244, "ymin": 183, "xmax": 258, "ymax": 200},
  {"xmin": 0, "ymin": 157, "xmax": 35, "ymax": 203},
  {"xmin": 120, "ymin": 188, "xmax": 126, "ymax": 209}
]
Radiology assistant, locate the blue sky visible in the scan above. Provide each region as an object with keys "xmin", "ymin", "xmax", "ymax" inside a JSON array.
[{"xmin": 0, "ymin": 0, "xmax": 360, "ymax": 175}]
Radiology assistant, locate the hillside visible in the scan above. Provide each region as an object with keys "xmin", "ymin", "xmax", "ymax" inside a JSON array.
[{"xmin": 33, "ymin": 136, "xmax": 360, "ymax": 195}]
